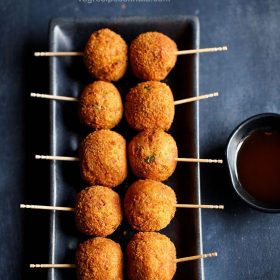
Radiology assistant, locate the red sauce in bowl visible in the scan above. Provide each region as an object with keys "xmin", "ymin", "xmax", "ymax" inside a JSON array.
[{"xmin": 237, "ymin": 130, "xmax": 280, "ymax": 204}]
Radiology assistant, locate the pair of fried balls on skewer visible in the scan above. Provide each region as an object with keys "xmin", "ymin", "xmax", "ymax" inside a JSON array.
[
  {"xmin": 79, "ymin": 81, "xmax": 175, "ymax": 135},
  {"xmin": 76, "ymin": 179, "xmax": 176, "ymax": 237},
  {"xmin": 74, "ymin": 28, "xmax": 178, "ymax": 81},
  {"xmin": 82, "ymin": 28, "xmax": 225, "ymax": 82},
  {"xmin": 75, "ymin": 233, "xmax": 175, "ymax": 280},
  {"xmin": 79, "ymin": 128, "xmax": 177, "ymax": 188},
  {"xmin": 84, "ymin": 28, "xmax": 177, "ymax": 81},
  {"xmin": 80, "ymin": 80, "xmax": 175, "ymax": 132},
  {"xmin": 58, "ymin": 79, "xmax": 174, "ymax": 139},
  {"xmin": 76, "ymin": 232, "xmax": 192, "ymax": 280},
  {"xmin": 76, "ymin": 233, "xmax": 176, "ymax": 280},
  {"xmin": 77, "ymin": 180, "xmax": 173, "ymax": 236},
  {"xmin": 24, "ymin": 177, "xmax": 216, "ymax": 238}
]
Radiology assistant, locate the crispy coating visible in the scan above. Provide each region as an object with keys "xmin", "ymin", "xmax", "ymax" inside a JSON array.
[
  {"xmin": 127, "ymin": 232, "xmax": 176, "ymax": 280},
  {"xmin": 75, "ymin": 186, "xmax": 122, "ymax": 236},
  {"xmin": 128, "ymin": 130, "xmax": 178, "ymax": 181},
  {"xmin": 84, "ymin": 28, "xmax": 128, "ymax": 81},
  {"xmin": 80, "ymin": 130, "xmax": 128, "ymax": 187},
  {"xmin": 125, "ymin": 81, "xmax": 174, "ymax": 131},
  {"xmin": 76, "ymin": 237, "xmax": 123, "ymax": 280},
  {"xmin": 129, "ymin": 32, "xmax": 178, "ymax": 81},
  {"xmin": 79, "ymin": 81, "xmax": 123, "ymax": 130},
  {"xmin": 124, "ymin": 179, "xmax": 176, "ymax": 231}
]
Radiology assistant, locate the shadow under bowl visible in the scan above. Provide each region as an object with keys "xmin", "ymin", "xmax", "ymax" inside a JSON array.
[{"xmin": 226, "ymin": 113, "xmax": 280, "ymax": 212}]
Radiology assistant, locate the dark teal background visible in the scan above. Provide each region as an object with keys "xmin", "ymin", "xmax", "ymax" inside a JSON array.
[{"xmin": 1, "ymin": 1, "xmax": 280, "ymax": 279}]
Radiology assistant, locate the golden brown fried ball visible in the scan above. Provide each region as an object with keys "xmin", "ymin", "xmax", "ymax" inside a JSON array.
[
  {"xmin": 75, "ymin": 186, "xmax": 122, "ymax": 236},
  {"xmin": 124, "ymin": 179, "xmax": 176, "ymax": 231},
  {"xmin": 128, "ymin": 130, "xmax": 178, "ymax": 181},
  {"xmin": 129, "ymin": 32, "xmax": 178, "ymax": 81},
  {"xmin": 127, "ymin": 232, "xmax": 176, "ymax": 280},
  {"xmin": 76, "ymin": 237, "xmax": 123, "ymax": 280},
  {"xmin": 80, "ymin": 130, "xmax": 128, "ymax": 187},
  {"xmin": 84, "ymin": 28, "xmax": 128, "ymax": 81},
  {"xmin": 79, "ymin": 81, "xmax": 123, "ymax": 130},
  {"xmin": 125, "ymin": 81, "xmax": 174, "ymax": 131}
]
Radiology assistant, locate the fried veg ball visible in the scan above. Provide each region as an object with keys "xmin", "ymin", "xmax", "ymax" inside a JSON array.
[
  {"xmin": 125, "ymin": 81, "xmax": 174, "ymax": 131},
  {"xmin": 79, "ymin": 81, "xmax": 123, "ymax": 130},
  {"xmin": 84, "ymin": 28, "xmax": 128, "ymax": 81},
  {"xmin": 128, "ymin": 130, "xmax": 178, "ymax": 181},
  {"xmin": 80, "ymin": 129, "xmax": 128, "ymax": 187},
  {"xmin": 75, "ymin": 186, "xmax": 122, "ymax": 236},
  {"xmin": 129, "ymin": 32, "xmax": 178, "ymax": 81},
  {"xmin": 76, "ymin": 237, "xmax": 123, "ymax": 280},
  {"xmin": 124, "ymin": 179, "xmax": 176, "ymax": 231},
  {"xmin": 127, "ymin": 232, "xmax": 176, "ymax": 280}
]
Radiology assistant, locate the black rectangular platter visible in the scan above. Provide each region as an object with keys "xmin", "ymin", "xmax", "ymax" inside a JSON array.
[{"xmin": 49, "ymin": 16, "xmax": 202, "ymax": 280}]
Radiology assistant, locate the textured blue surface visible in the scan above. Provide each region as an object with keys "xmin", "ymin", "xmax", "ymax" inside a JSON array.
[{"xmin": 0, "ymin": 1, "xmax": 280, "ymax": 280}]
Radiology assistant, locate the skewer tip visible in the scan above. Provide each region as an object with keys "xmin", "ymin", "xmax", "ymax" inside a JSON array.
[
  {"xmin": 205, "ymin": 252, "xmax": 218, "ymax": 258},
  {"xmin": 206, "ymin": 159, "xmax": 223, "ymax": 164},
  {"xmin": 206, "ymin": 204, "xmax": 224, "ymax": 209},
  {"xmin": 217, "ymin": 46, "xmax": 228, "ymax": 52},
  {"xmin": 210, "ymin": 159, "xmax": 223, "ymax": 164},
  {"xmin": 30, "ymin": 264, "xmax": 37, "ymax": 268},
  {"xmin": 203, "ymin": 204, "xmax": 224, "ymax": 209}
]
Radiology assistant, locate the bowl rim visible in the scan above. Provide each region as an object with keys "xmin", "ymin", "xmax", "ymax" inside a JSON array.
[{"xmin": 226, "ymin": 112, "xmax": 280, "ymax": 212}]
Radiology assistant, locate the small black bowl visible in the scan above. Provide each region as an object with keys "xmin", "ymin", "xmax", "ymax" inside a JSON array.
[{"xmin": 226, "ymin": 113, "xmax": 280, "ymax": 212}]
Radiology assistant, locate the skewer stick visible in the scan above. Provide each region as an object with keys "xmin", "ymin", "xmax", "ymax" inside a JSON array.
[
  {"xmin": 176, "ymin": 46, "xmax": 228, "ymax": 55},
  {"xmin": 31, "ymin": 91, "xmax": 219, "ymax": 105},
  {"xmin": 30, "ymin": 264, "xmax": 76, "ymax": 268},
  {"xmin": 34, "ymin": 46, "xmax": 227, "ymax": 57},
  {"xmin": 20, "ymin": 203, "xmax": 223, "ymax": 212},
  {"xmin": 31, "ymin": 93, "xmax": 78, "ymax": 102},
  {"xmin": 176, "ymin": 252, "xmax": 218, "ymax": 263},
  {"xmin": 174, "ymin": 92, "xmax": 219, "ymax": 105},
  {"xmin": 175, "ymin": 204, "xmax": 224, "ymax": 209},
  {"xmin": 20, "ymin": 204, "xmax": 74, "ymax": 211},
  {"xmin": 175, "ymin": 158, "xmax": 223, "ymax": 164},
  {"xmin": 35, "ymin": 155, "xmax": 79, "ymax": 161},
  {"xmin": 34, "ymin": 52, "xmax": 83, "ymax": 57},
  {"xmin": 30, "ymin": 252, "xmax": 218, "ymax": 268},
  {"xmin": 35, "ymin": 155, "xmax": 222, "ymax": 164}
]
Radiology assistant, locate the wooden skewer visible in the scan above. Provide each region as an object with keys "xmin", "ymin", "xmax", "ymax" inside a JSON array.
[
  {"xmin": 176, "ymin": 252, "xmax": 218, "ymax": 263},
  {"xmin": 175, "ymin": 204, "xmax": 224, "ymax": 209},
  {"xmin": 34, "ymin": 46, "xmax": 227, "ymax": 57},
  {"xmin": 175, "ymin": 158, "xmax": 223, "ymax": 164},
  {"xmin": 176, "ymin": 46, "xmax": 228, "ymax": 55},
  {"xmin": 34, "ymin": 52, "xmax": 83, "ymax": 57},
  {"xmin": 30, "ymin": 252, "xmax": 217, "ymax": 268},
  {"xmin": 35, "ymin": 155, "xmax": 222, "ymax": 164},
  {"xmin": 31, "ymin": 91, "xmax": 218, "ymax": 105},
  {"xmin": 30, "ymin": 93, "xmax": 78, "ymax": 102},
  {"xmin": 174, "ymin": 92, "xmax": 219, "ymax": 105},
  {"xmin": 30, "ymin": 264, "xmax": 76, "ymax": 268},
  {"xmin": 20, "ymin": 204, "xmax": 74, "ymax": 211},
  {"xmin": 20, "ymin": 203, "xmax": 223, "ymax": 212},
  {"xmin": 35, "ymin": 155, "xmax": 79, "ymax": 161}
]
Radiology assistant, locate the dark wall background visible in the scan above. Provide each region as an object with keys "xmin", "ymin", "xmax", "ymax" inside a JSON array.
[{"xmin": 0, "ymin": 1, "xmax": 280, "ymax": 279}]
